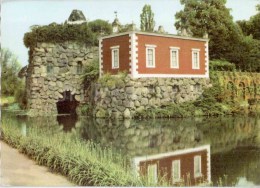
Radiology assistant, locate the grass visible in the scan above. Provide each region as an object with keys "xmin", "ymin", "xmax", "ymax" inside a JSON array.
[
  {"xmin": 0, "ymin": 114, "xmax": 214, "ymax": 187},
  {"xmin": 0, "ymin": 116, "xmax": 144, "ymax": 186}
]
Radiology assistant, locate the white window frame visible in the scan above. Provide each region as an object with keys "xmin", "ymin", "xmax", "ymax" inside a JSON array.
[
  {"xmin": 170, "ymin": 47, "xmax": 180, "ymax": 69},
  {"xmin": 147, "ymin": 163, "xmax": 158, "ymax": 184},
  {"xmin": 146, "ymin": 44, "xmax": 156, "ymax": 68},
  {"xmin": 192, "ymin": 49, "xmax": 200, "ymax": 69},
  {"xmin": 194, "ymin": 155, "xmax": 202, "ymax": 178},
  {"xmin": 172, "ymin": 160, "xmax": 181, "ymax": 183},
  {"xmin": 111, "ymin": 45, "xmax": 120, "ymax": 69}
]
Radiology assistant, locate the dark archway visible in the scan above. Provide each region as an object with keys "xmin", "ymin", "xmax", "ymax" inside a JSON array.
[
  {"xmin": 227, "ymin": 81, "xmax": 235, "ymax": 100},
  {"xmin": 56, "ymin": 91, "xmax": 79, "ymax": 115},
  {"xmin": 238, "ymin": 82, "xmax": 246, "ymax": 100}
]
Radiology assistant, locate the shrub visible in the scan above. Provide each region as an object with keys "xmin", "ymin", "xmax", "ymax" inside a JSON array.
[
  {"xmin": 82, "ymin": 58, "xmax": 99, "ymax": 85},
  {"xmin": 209, "ymin": 60, "xmax": 236, "ymax": 71},
  {"xmin": 24, "ymin": 23, "xmax": 97, "ymax": 48},
  {"xmin": 14, "ymin": 83, "xmax": 27, "ymax": 109}
]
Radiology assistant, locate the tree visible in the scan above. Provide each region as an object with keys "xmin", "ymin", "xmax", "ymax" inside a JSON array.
[
  {"xmin": 237, "ymin": 4, "xmax": 260, "ymax": 40},
  {"xmin": 88, "ymin": 19, "xmax": 112, "ymax": 35},
  {"xmin": 140, "ymin": 4, "xmax": 155, "ymax": 32},
  {"xmin": 1, "ymin": 49, "xmax": 23, "ymax": 96},
  {"xmin": 175, "ymin": 0, "xmax": 260, "ymax": 72},
  {"xmin": 175, "ymin": 0, "xmax": 240, "ymax": 58}
]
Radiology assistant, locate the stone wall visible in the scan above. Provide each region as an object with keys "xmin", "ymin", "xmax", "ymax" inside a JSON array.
[
  {"xmin": 93, "ymin": 76, "xmax": 211, "ymax": 119},
  {"xmin": 26, "ymin": 42, "xmax": 97, "ymax": 115}
]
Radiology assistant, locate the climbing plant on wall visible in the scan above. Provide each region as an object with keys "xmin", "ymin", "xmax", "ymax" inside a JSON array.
[{"xmin": 24, "ymin": 21, "xmax": 111, "ymax": 49}]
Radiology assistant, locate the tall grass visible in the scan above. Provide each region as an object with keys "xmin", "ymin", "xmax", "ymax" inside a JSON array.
[{"xmin": 0, "ymin": 117, "xmax": 145, "ymax": 186}]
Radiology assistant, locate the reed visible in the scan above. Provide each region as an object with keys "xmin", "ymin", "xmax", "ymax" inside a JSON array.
[{"xmin": 1, "ymin": 117, "xmax": 145, "ymax": 186}]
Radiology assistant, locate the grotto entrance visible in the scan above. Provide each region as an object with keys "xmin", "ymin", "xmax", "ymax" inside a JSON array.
[{"xmin": 56, "ymin": 91, "xmax": 79, "ymax": 115}]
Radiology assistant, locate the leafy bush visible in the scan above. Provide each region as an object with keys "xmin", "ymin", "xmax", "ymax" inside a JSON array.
[
  {"xmin": 209, "ymin": 60, "xmax": 236, "ymax": 71},
  {"xmin": 82, "ymin": 58, "xmax": 99, "ymax": 85},
  {"xmin": 88, "ymin": 19, "xmax": 112, "ymax": 35},
  {"xmin": 24, "ymin": 23, "xmax": 97, "ymax": 48},
  {"xmin": 14, "ymin": 84, "xmax": 27, "ymax": 109},
  {"xmin": 1, "ymin": 49, "xmax": 23, "ymax": 96}
]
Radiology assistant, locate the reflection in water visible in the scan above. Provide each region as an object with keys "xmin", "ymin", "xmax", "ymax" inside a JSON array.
[
  {"xmin": 133, "ymin": 145, "xmax": 211, "ymax": 186},
  {"xmin": 78, "ymin": 117, "xmax": 259, "ymax": 157},
  {"xmin": 77, "ymin": 116, "xmax": 260, "ymax": 186},
  {"xmin": 2, "ymin": 110, "xmax": 260, "ymax": 186},
  {"xmin": 212, "ymin": 147, "xmax": 260, "ymax": 186},
  {"xmin": 56, "ymin": 115, "xmax": 78, "ymax": 131}
]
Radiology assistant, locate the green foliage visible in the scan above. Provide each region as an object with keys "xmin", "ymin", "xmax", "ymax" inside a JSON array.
[
  {"xmin": 81, "ymin": 104, "xmax": 91, "ymax": 114},
  {"xmin": 119, "ymin": 24, "xmax": 135, "ymax": 32},
  {"xmin": 134, "ymin": 71, "xmax": 260, "ymax": 119},
  {"xmin": 14, "ymin": 82, "xmax": 27, "ymax": 109},
  {"xmin": 237, "ymin": 4, "xmax": 260, "ymax": 40},
  {"xmin": 140, "ymin": 4, "xmax": 155, "ymax": 32},
  {"xmin": 1, "ymin": 49, "xmax": 23, "ymax": 96},
  {"xmin": 175, "ymin": 0, "xmax": 260, "ymax": 72},
  {"xmin": 209, "ymin": 60, "xmax": 236, "ymax": 71},
  {"xmin": 0, "ymin": 96, "xmax": 15, "ymax": 106},
  {"xmin": 82, "ymin": 58, "xmax": 99, "ymax": 85},
  {"xmin": 88, "ymin": 19, "xmax": 112, "ymax": 35},
  {"xmin": 98, "ymin": 72, "xmax": 127, "ymax": 89},
  {"xmin": 234, "ymin": 34, "xmax": 260, "ymax": 72},
  {"xmin": 24, "ymin": 23, "xmax": 97, "ymax": 48},
  {"xmin": 134, "ymin": 84, "xmax": 226, "ymax": 119},
  {"xmin": 1, "ymin": 117, "xmax": 144, "ymax": 186}
]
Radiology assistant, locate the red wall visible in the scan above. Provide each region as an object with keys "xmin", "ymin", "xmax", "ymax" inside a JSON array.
[
  {"xmin": 139, "ymin": 150, "xmax": 208, "ymax": 186},
  {"xmin": 102, "ymin": 35, "xmax": 130, "ymax": 74},
  {"xmin": 136, "ymin": 34, "xmax": 206, "ymax": 75}
]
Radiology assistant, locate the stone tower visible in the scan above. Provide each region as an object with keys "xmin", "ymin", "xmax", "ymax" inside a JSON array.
[{"xmin": 26, "ymin": 10, "xmax": 97, "ymax": 116}]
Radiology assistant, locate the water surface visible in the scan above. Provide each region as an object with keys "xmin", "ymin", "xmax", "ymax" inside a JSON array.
[{"xmin": 2, "ymin": 110, "xmax": 260, "ymax": 186}]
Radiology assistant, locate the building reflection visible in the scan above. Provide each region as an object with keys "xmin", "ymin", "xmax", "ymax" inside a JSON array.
[{"xmin": 133, "ymin": 145, "xmax": 211, "ymax": 186}]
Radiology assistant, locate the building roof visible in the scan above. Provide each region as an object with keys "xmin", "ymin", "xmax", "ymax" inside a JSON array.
[{"xmin": 100, "ymin": 31, "xmax": 209, "ymax": 42}]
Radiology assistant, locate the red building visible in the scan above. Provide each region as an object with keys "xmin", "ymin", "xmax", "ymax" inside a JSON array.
[
  {"xmin": 132, "ymin": 145, "xmax": 211, "ymax": 186},
  {"xmin": 99, "ymin": 31, "xmax": 209, "ymax": 78}
]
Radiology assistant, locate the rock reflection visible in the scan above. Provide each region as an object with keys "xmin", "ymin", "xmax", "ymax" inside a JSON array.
[
  {"xmin": 78, "ymin": 116, "xmax": 259, "ymax": 157},
  {"xmin": 76, "ymin": 116, "xmax": 260, "ymax": 186}
]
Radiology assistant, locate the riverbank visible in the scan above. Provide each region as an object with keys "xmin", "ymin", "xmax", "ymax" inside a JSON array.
[
  {"xmin": 0, "ymin": 141, "xmax": 74, "ymax": 186},
  {"xmin": 0, "ymin": 116, "xmax": 146, "ymax": 186}
]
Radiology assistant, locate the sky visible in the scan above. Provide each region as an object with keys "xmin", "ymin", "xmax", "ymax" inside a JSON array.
[{"xmin": 2, "ymin": 0, "xmax": 260, "ymax": 67}]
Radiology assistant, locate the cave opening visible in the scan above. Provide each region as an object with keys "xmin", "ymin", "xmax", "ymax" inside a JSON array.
[{"xmin": 56, "ymin": 91, "xmax": 79, "ymax": 115}]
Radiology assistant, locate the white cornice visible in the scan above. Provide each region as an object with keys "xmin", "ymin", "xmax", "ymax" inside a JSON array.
[{"xmin": 99, "ymin": 31, "xmax": 209, "ymax": 42}]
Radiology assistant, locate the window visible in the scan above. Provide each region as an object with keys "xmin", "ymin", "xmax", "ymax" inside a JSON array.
[
  {"xmin": 77, "ymin": 61, "xmax": 83, "ymax": 74},
  {"xmin": 147, "ymin": 164, "xmax": 158, "ymax": 184},
  {"xmin": 47, "ymin": 63, "xmax": 53, "ymax": 74},
  {"xmin": 192, "ymin": 49, "xmax": 200, "ymax": 69},
  {"xmin": 194, "ymin": 155, "xmax": 202, "ymax": 178},
  {"xmin": 172, "ymin": 160, "xmax": 181, "ymax": 182},
  {"xmin": 146, "ymin": 45, "xmax": 156, "ymax": 68},
  {"xmin": 170, "ymin": 47, "xmax": 180, "ymax": 68},
  {"xmin": 111, "ymin": 46, "xmax": 119, "ymax": 69}
]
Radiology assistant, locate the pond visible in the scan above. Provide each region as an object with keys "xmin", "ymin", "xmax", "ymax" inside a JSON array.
[{"xmin": 2, "ymin": 110, "xmax": 260, "ymax": 186}]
